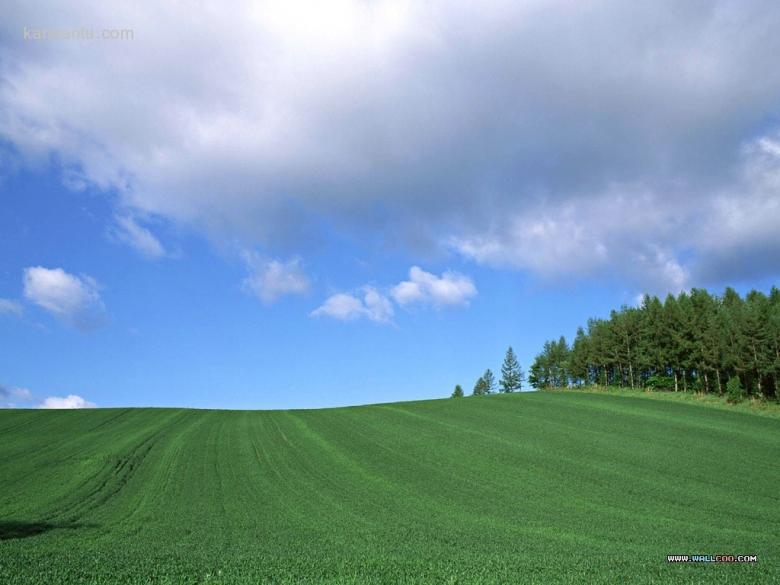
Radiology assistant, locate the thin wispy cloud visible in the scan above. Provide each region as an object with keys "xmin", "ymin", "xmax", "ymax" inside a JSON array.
[
  {"xmin": 110, "ymin": 214, "xmax": 166, "ymax": 259},
  {"xmin": 242, "ymin": 253, "xmax": 310, "ymax": 304},
  {"xmin": 0, "ymin": 384, "xmax": 33, "ymax": 408},
  {"xmin": 0, "ymin": 298, "xmax": 23, "ymax": 316}
]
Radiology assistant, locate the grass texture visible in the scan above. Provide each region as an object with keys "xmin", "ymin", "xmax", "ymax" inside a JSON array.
[
  {"xmin": 542, "ymin": 385, "xmax": 780, "ymax": 419},
  {"xmin": 0, "ymin": 392, "xmax": 777, "ymax": 584}
]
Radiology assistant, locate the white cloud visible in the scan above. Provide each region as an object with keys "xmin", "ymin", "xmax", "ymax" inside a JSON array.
[
  {"xmin": 311, "ymin": 287, "xmax": 393, "ymax": 323},
  {"xmin": 363, "ymin": 287, "xmax": 395, "ymax": 322},
  {"xmin": 242, "ymin": 254, "xmax": 310, "ymax": 303},
  {"xmin": 110, "ymin": 214, "xmax": 166, "ymax": 258},
  {"xmin": 452, "ymin": 128, "xmax": 780, "ymax": 292},
  {"xmin": 312, "ymin": 266, "xmax": 475, "ymax": 322},
  {"xmin": 692, "ymin": 132, "xmax": 780, "ymax": 282},
  {"xmin": 2, "ymin": 385, "xmax": 95, "ymax": 410},
  {"xmin": 22, "ymin": 266, "xmax": 106, "ymax": 330},
  {"xmin": 1, "ymin": 1, "xmax": 779, "ymax": 287},
  {"xmin": 311, "ymin": 293, "xmax": 366, "ymax": 321},
  {"xmin": 0, "ymin": 298, "xmax": 22, "ymax": 316},
  {"xmin": 450, "ymin": 188, "xmax": 691, "ymax": 294},
  {"xmin": 391, "ymin": 266, "xmax": 477, "ymax": 307},
  {"xmin": 39, "ymin": 394, "xmax": 96, "ymax": 409}
]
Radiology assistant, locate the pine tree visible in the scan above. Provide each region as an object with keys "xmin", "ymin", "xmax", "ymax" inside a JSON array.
[
  {"xmin": 569, "ymin": 327, "xmax": 590, "ymax": 385},
  {"xmin": 743, "ymin": 291, "xmax": 772, "ymax": 396},
  {"xmin": 638, "ymin": 294, "xmax": 668, "ymax": 380},
  {"xmin": 614, "ymin": 308, "xmax": 640, "ymax": 388},
  {"xmin": 527, "ymin": 286, "xmax": 779, "ymax": 399},
  {"xmin": 769, "ymin": 287, "xmax": 780, "ymax": 394},
  {"xmin": 552, "ymin": 336, "xmax": 570, "ymax": 387},
  {"xmin": 663, "ymin": 294, "xmax": 683, "ymax": 391},
  {"xmin": 482, "ymin": 369, "xmax": 496, "ymax": 394},
  {"xmin": 451, "ymin": 384, "xmax": 464, "ymax": 398},
  {"xmin": 529, "ymin": 341, "xmax": 553, "ymax": 389},
  {"xmin": 690, "ymin": 288, "xmax": 720, "ymax": 393},
  {"xmin": 588, "ymin": 318, "xmax": 611, "ymax": 386},
  {"xmin": 726, "ymin": 376, "xmax": 744, "ymax": 404},
  {"xmin": 676, "ymin": 291, "xmax": 696, "ymax": 392},
  {"xmin": 528, "ymin": 352, "xmax": 547, "ymax": 389},
  {"xmin": 472, "ymin": 377, "xmax": 487, "ymax": 396},
  {"xmin": 500, "ymin": 346, "xmax": 522, "ymax": 392},
  {"xmin": 719, "ymin": 290, "xmax": 742, "ymax": 391}
]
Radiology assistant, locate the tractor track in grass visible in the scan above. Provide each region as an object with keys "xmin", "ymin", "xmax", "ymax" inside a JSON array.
[{"xmin": 44, "ymin": 410, "xmax": 194, "ymax": 524}]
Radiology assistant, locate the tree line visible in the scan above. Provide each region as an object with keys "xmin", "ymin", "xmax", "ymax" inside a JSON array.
[
  {"xmin": 451, "ymin": 347, "xmax": 525, "ymax": 397},
  {"xmin": 528, "ymin": 287, "xmax": 779, "ymax": 399}
]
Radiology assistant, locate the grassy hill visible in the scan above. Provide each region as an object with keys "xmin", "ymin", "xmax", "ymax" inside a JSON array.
[{"xmin": 0, "ymin": 392, "xmax": 777, "ymax": 584}]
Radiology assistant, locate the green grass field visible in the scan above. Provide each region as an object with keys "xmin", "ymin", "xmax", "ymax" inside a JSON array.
[{"xmin": 1, "ymin": 392, "xmax": 777, "ymax": 584}]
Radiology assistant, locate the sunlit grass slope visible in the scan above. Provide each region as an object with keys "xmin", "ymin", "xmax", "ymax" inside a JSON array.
[{"xmin": 0, "ymin": 392, "xmax": 777, "ymax": 584}]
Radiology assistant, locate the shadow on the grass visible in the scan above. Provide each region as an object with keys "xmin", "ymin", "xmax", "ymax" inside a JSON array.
[{"xmin": 0, "ymin": 520, "xmax": 98, "ymax": 540}]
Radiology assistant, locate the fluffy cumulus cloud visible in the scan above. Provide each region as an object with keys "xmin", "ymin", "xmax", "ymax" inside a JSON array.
[
  {"xmin": 1, "ymin": 1, "xmax": 779, "ymax": 291},
  {"xmin": 312, "ymin": 267, "xmax": 475, "ymax": 323},
  {"xmin": 242, "ymin": 254, "xmax": 310, "ymax": 303},
  {"xmin": 311, "ymin": 287, "xmax": 394, "ymax": 323},
  {"xmin": 22, "ymin": 266, "xmax": 106, "ymax": 329},
  {"xmin": 391, "ymin": 266, "xmax": 476, "ymax": 307},
  {"xmin": 1, "ymin": 384, "xmax": 96, "ymax": 409},
  {"xmin": 38, "ymin": 394, "xmax": 96, "ymax": 409}
]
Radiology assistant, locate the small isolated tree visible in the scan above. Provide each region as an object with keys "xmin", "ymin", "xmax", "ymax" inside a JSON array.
[
  {"xmin": 726, "ymin": 376, "xmax": 744, "ymax": 404},
  {"xmin": 473, "ymin": 377, "xmax": 488, "ymax": 396},
  {"xmin": 482, "ymin": 369, "xmax": 496, "ymax": 394},
  {"xmin": 451, "ymin": 384, "xmax": 464, "ymax": 398},
  {"xmin": 500, "ymin": 347, "xmax": 523, "ymax": 392}
]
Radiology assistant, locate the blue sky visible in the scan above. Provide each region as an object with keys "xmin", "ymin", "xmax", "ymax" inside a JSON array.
[
  {"xmin": 1, "ymin": 1, "xmax": 779, "ymax": 409},
  {"xmin": 1, "ymin": 168, "xmax": 637, "ymax": 408}
]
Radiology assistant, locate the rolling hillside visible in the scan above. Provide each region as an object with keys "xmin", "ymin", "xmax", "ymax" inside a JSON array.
[{"xmin": 0, "ymin": 392, "xmax": 777, "ymax": 584}]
